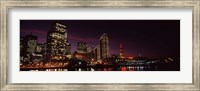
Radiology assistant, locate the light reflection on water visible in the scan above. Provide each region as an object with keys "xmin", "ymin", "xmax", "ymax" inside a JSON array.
[{"xmin": 30, "ymin": 66, "xmax": 158, "ymax": 71}]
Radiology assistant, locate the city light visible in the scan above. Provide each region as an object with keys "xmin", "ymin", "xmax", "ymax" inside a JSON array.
[{"xmin": 20, "ymin": 20, "xmax": 180, "ymax": 71}]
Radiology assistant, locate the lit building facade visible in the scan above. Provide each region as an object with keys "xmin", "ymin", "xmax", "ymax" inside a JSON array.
[
  {"xmin": 20, "ymin": 34, "xmax": 38, "ymax": 62},
  {"xmin": 119, "ymin": 42, "xmax": 125, "ymax": 58},
  {"xmin": 47, "ymin": 23, "xmax": 71, "ymax": 61},
  {"xmin": 42, "ymin": 43, "xmax": 47, "ymax": 60},
  {"xmin": 93, "ymin": 45, "xmax": 101, "ymax": 62},
  {"xmin": 77, "ymin": 42, "xmax": 88, "ymax": 53},
  {"xmin": 66, "ymin": 42, "xmax": 71, "ymax": 58},
  {"xmin": 27, "ymin": 35, "xmax": 38, "ymax": 54},
  {"xmin": 20, "ymin": 36, "xmax": 25, "ymax": 62},
  {"xmin": 72, "ymin": 51, "xmax": 93, "ymax": 62},
  {"xmin": 31, "ymin": 43, "xmax": 43, "ymax": 62},
  {"xmin": 99, "ymin": 33, "xmax": 109, "ymax": 60},
  {"xmin": 36, "ymin": 43, "xmax": 43, "ymax": 53},
  {"xmin": 72, "ymin": 42, "xmax": 94, "ymax": 62}
]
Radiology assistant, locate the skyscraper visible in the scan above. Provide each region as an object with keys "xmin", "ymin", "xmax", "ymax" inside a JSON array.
[
  {"xmin": 47, "ymin": 23, "xmax": 71, "ymax": 60},
  {"xmin": 93, "ymin": 45, "xmax": 101, "ymax": 62},
  {"xmin": 119, "ymin": 42, "xmax": 125, "ymax": 58},
  {"xmin": 66, "ymin": 42, "xmax": 71, "ymax": 58},
  {"xmin": 99, "ymin": 33, "xmax": 109, "ymax": 60},
  {"xmin": 20, "ymin": 34, "xmax": 38, "ymax": 62}
]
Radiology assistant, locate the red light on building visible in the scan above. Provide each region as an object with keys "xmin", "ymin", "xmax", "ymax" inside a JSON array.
[
  {"xmin": 121, "ymin": 67, "xmax": 127, "ymax": 71},
  {"xmin": 119, "ymin": 42, "xmax": 125, "ymax": 58}
]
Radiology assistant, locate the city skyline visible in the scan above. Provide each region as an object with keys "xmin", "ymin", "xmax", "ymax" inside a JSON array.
[{"xmin": 20, "ymin": 20, "xmax": 180, "ymax": 59}]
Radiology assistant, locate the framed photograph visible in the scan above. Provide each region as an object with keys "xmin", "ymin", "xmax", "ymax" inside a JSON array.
[{"xmin": 0, "ymin": 0, "xmax": 199, "ymax": 91}]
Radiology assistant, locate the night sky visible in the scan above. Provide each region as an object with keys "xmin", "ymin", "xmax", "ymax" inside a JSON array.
[{"xmin": 20, "ymin": 20, "xmax": 180, "ymax": 59}]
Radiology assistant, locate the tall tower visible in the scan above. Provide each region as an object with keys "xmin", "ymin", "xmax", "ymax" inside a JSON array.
[
  {"xmin": 47, "ymin": 23, "xmax": 70, "ymax": 60},
  {"xmin": 119, "ymin": 42, "xmax": 125, "ymax": 58},
  {"xmin": 93, "ymin": 45, "xmax": 101, "ymax": 62},
  {"xmin": 99, "ymin": 33, "xmax": 109, "ymax": 60}
]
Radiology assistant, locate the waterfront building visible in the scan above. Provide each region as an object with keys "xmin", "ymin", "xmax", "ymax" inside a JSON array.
[
  {"xmin": 93, "ymin": 45, "xmax": 101, "ymax": 62},
  {"xmin": 20, "ymin": 34, "xmax": 38, "ymax": 62},
  {"xmin": 99, "ymin": 33, "xmax": 109, "ymax": 60},
  {"xmin": 72, "ymin": 51, "xmax": 93, "ymax": 62},
  {"xmin": 66, "ymin": 42, "xmax": 71, "ymax": 59},
  {"xmin": 119, "ymin": 42, "xmax": 125, "ymax": 58},
  {"xmin": 77, "ymin": 42, "xmax": 88, "ymax": 53},
  {"xmin": 46, "ymin": 23, "xmax": 71, "ymax": 61}
]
